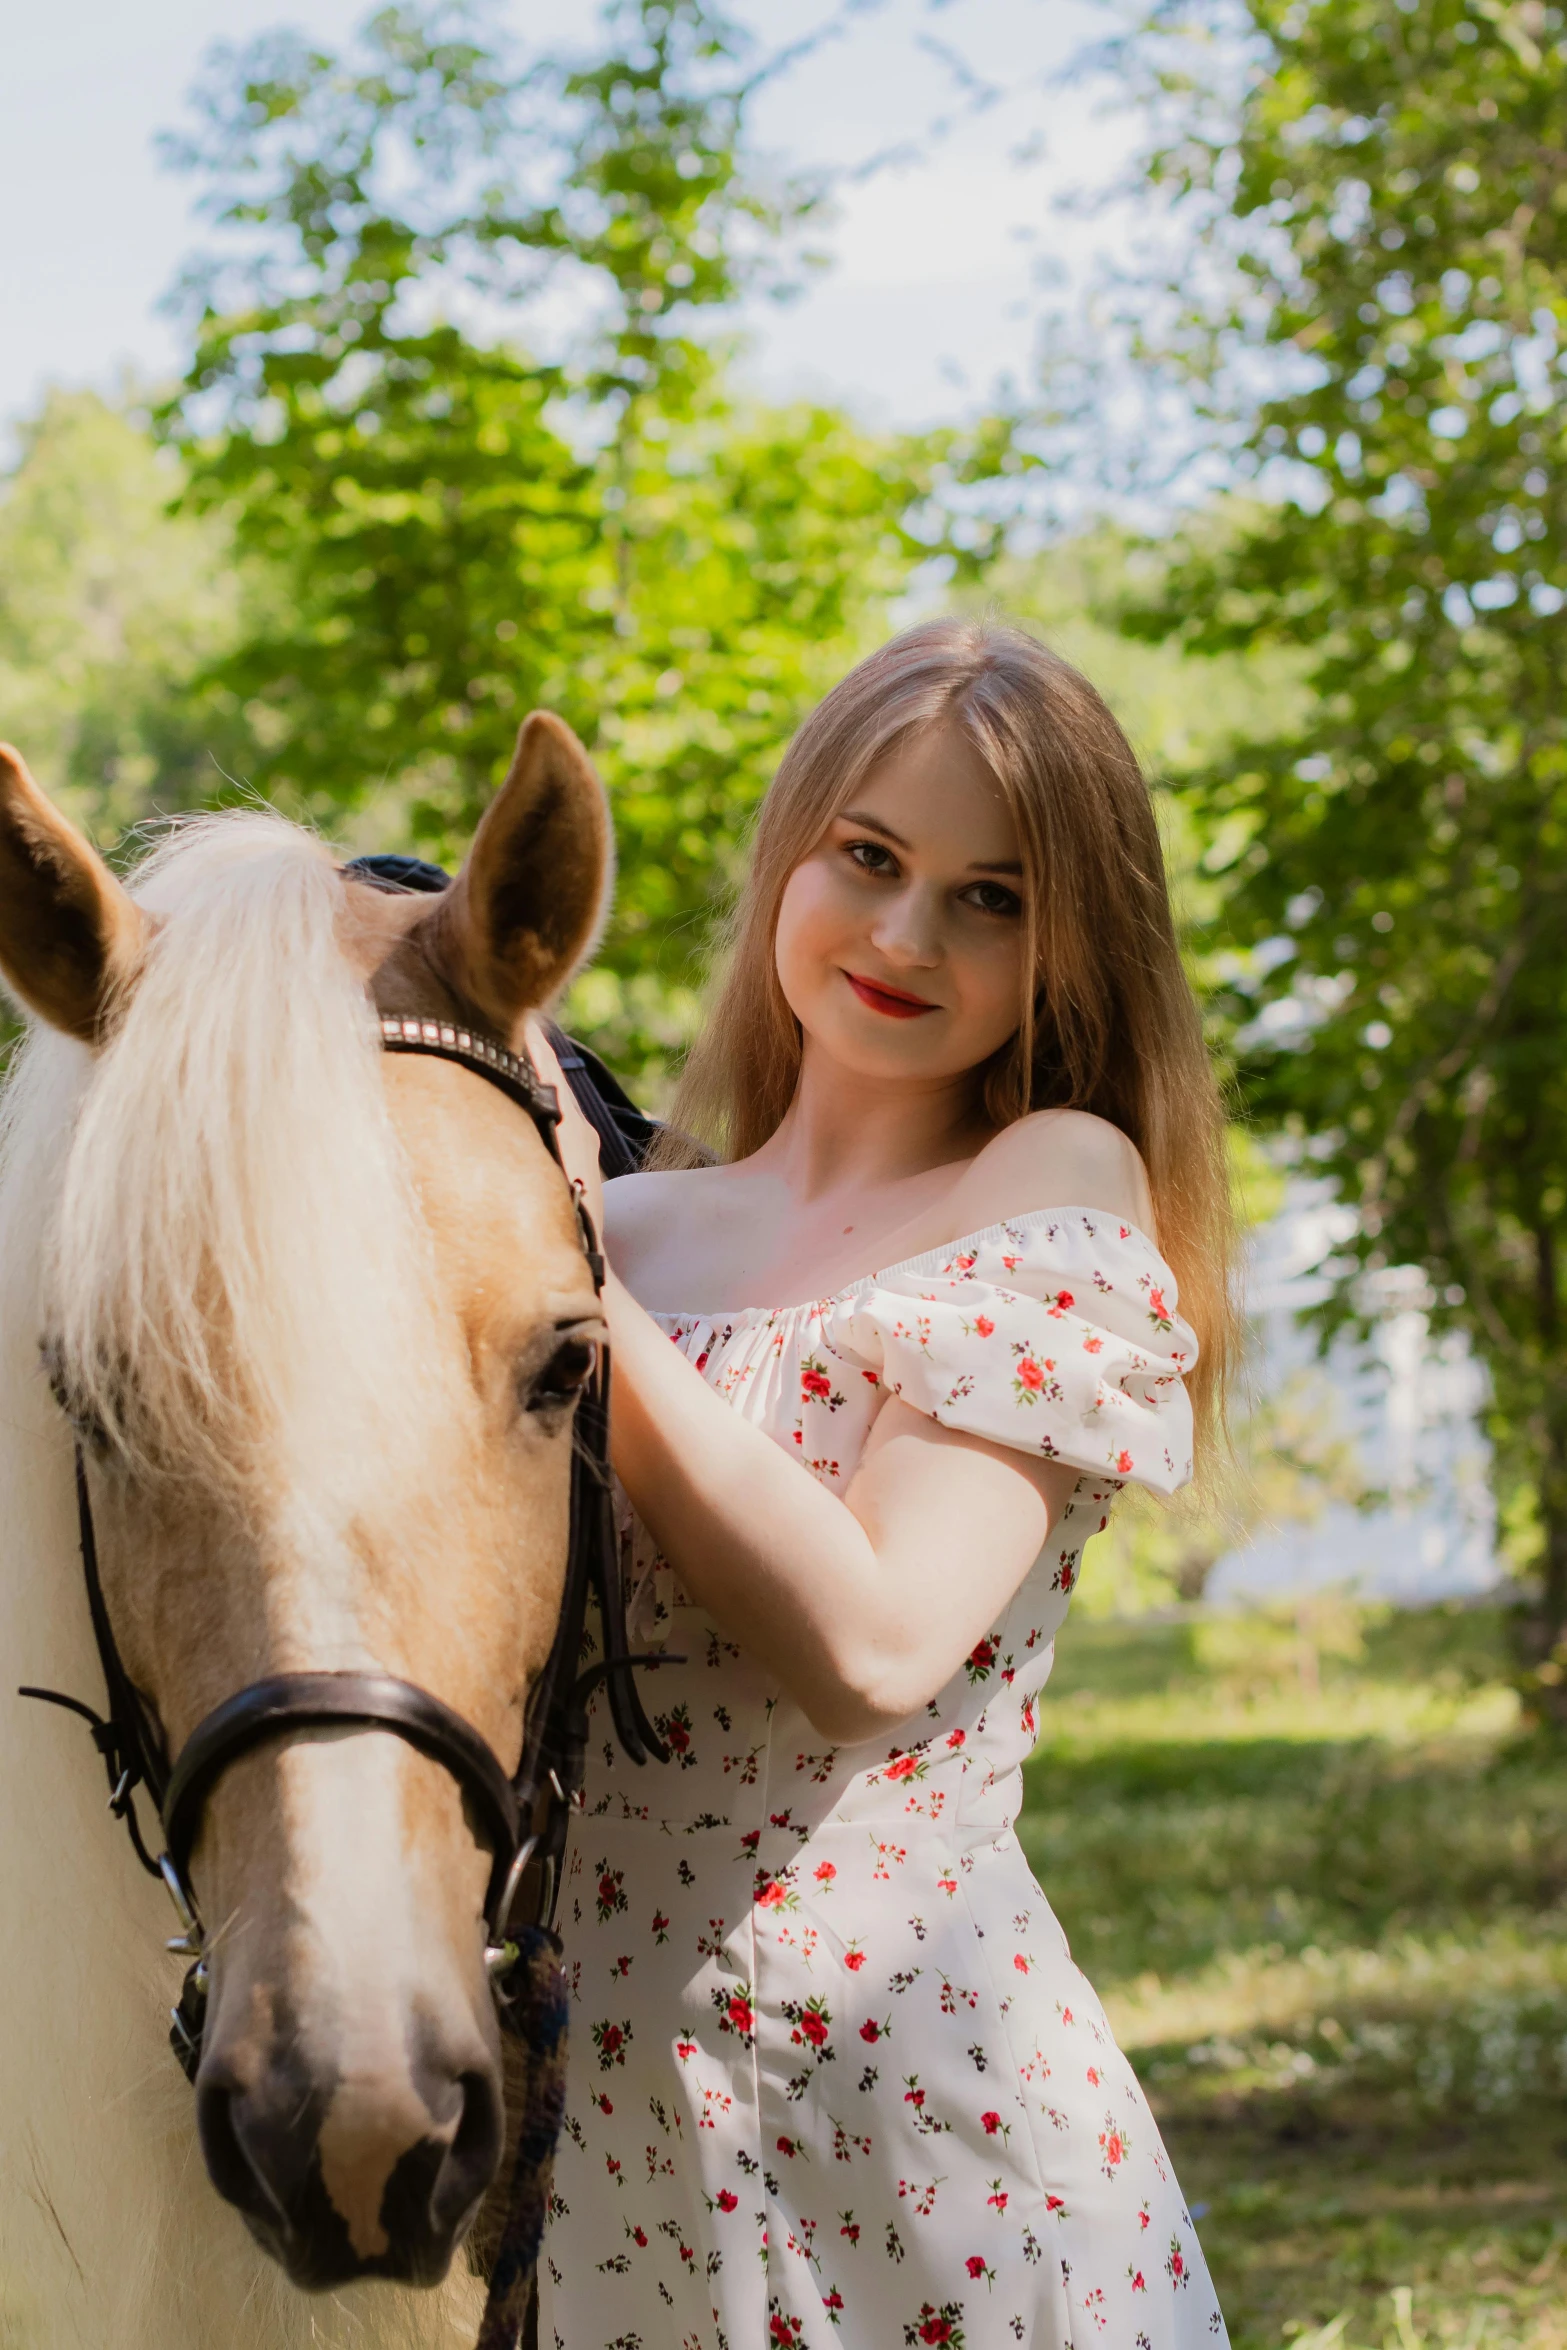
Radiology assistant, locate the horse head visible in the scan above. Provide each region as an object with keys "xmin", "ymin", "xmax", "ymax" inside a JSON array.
[{"xmin": 0, "ymin": 717, "xmax": 609, "ymax": 2292}]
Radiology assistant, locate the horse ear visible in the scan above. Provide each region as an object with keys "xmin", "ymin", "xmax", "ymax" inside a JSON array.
[
  {"xmin": 426, "ymin": 712, "xmax": 611, "ymax": 1037},
  {"xmin": 0, "ymin": 745, "xmax": 149, "ymax": 1042}
]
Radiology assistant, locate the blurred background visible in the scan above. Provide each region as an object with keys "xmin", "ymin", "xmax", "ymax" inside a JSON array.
[{"xmin": 5, "ymin": 2, "xmax": 1566, "ymax": 2340}]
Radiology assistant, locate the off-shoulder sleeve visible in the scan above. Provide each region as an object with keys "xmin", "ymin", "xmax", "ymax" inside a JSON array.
[{"xmin": 820, "ymin": 1209, "xmax": 1198, "ymax": 1494}]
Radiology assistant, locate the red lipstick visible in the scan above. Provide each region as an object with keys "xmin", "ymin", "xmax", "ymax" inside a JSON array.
[{"xmin": 845, "ymin": 971, "xmax": 938, "ymax": 1019}]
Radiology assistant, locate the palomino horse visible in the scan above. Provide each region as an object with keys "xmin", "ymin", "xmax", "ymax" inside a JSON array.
[{"xmin": 0, "ymin": 716, "xmax": 610, "ymax": 2347}]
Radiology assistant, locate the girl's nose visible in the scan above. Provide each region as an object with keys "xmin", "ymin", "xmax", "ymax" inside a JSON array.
[{"xmin": 870, "ymin": 884, "xmax": 943, "ymax": 968}]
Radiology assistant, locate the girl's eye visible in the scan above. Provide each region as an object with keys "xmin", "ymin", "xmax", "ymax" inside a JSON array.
[
  {"xmin": 962, "ymin": 880, "xmax": 1023, "ymax": 919},
  {"xmin": 846, "ymin": 840, "xmax": 899, "ymax": 878}
]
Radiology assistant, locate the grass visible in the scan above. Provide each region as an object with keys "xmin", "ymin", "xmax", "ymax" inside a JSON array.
[{"xmin": 1019, "ymin": 1601, "xmax": 1567, "ymax": 2349}]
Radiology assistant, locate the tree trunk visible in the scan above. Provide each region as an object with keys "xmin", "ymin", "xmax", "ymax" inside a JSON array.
[{"xmin": 1523, "ymin": 1224, "xmax": 1567, "ymax": 1725}]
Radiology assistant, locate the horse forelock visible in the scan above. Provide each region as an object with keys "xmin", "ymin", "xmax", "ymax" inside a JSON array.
[{"xmin": 0, "ymin": 811, "xmax": 444, "ymax": 1492}]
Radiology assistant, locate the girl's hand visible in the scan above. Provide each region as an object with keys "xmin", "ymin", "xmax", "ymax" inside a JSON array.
[{"xmin": 524, "ymin": 1018, "xmax": 604, "ymax": 1241}]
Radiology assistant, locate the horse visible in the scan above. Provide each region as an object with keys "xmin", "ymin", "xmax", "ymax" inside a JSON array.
[{"xmin": 0, "ymin": 714, "xmax": 610, "ymax": 2348}]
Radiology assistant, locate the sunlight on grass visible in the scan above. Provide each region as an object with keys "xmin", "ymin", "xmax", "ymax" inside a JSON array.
[{"xmin": 1022, "ymin": 1600, "xmax": 1567, "ymax": 2349}]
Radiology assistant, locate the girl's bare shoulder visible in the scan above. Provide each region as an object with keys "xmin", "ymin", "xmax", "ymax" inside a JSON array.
[
  {"xmin": 942, "ymin": 1108, "xmax": 1154, "ymax": 1236},
  {"xmin": 604, "ymin": 1164, "xmax": 744, "ymax": 1298}
]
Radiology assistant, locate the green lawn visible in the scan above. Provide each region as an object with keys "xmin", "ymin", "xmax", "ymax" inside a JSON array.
[{"xmin": 1021, "ymin": 1601, "xmax": 1567, "ymax": 2349}]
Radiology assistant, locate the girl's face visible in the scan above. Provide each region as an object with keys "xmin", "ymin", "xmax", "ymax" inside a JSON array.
[{"xmin": 774, "ymin": 719, "xmax": 1029, "ymax": 1093}]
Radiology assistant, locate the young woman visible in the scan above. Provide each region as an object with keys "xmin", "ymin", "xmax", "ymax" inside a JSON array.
[{"xmin": 534, "ymin": 618, "xmax": 1235, "ymax": 2350}]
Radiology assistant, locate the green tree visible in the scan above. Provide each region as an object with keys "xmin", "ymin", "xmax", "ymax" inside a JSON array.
[
  {"xmin": 158, "ymin": 0, "xmax": 1021, "ymax": 1086},
  {"xmin": 1098, "ymin": 0, "xmax": 1567, "ymax": 1705},
  {"xmin": 0, "ymin": 389, "xmax": 241, "ymax": 835}
]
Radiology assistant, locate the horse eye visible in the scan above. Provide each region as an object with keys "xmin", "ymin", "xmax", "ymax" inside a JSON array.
[{"xmin": 526, "ymin": 1337, "xmax": 597, "ymax": 1414}]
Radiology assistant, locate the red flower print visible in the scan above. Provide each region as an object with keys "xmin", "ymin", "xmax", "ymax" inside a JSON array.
[
  {"xmin": 884, "ymin": 1754, "xmax": 920, "ymax": 1781},
  {"xmin": 632, "ymin": 2225, "xmax": 647, "ymax": 2246},
  {"xmin": 716, "ymin": 2190, "xmax": 738, "ymax": 2212},
  {"xmin": 981, "ymin": 2111, "xmax": 1001, "ymax": 2135},
  {"xmin": 1116, "ymin": 1449, "xmax": 1134, "ymax": 1474},
  {"xmin": 860, "ymin": 2019, "xmax": 884, "ymax": 2042},
  {"xmin": 845, "ymin": 1946, "xmax": 867, "ymax": 1971},
  {"xmin": 825, "ymin": 2289, "xmax": 845, "ymax": 2312},
  {"xmin": 1013, "ymin": 1954, "xmax": 1031, "ymax": 1974},
  {"xmin": 1016, "ymin": 1356, "xmax": 1044, "ymax": 1391},
  {"xmin": 973, "ymin": 1315, "xmax": 994, "ymax": 1337},
  {"xmin": 655, "ymin": 1702, "xmax": 693, "ymax": 1763},
  {"xmin": 777, "ymin": 2135, "xmax": 799, "ymax": 2157},
  {"xmin": 714, "ymin": 1982, "xmax": 757, "ymax": 2043},
  {"xmin": 965, "ymin": 2256, "xmax": 988, "ymax": 2280},
  {"xmin": 1086, "ymin": 2066, "xmax": 1101, "ymax": 2086},
  {"xmin": 903, "ymin": 2305, "xmax": 965, "ymax": 2348},
  {"xmin": 945, "ymin": 1727, "xmax": 966, "ymax": 1748},
  {"xmin": 1055, "ymin": 1290, "xmax": 1074, "ymax": 1310},
  {"xmin": 757, "ymin": 1879, "xmax": 789, "ymax": 1908},
  {"xmin": 841, "ymin": 2218, "xmax": 861, "ymax": 2244},
  {"xmin": 1101, "ymin": 2126, "xmax": 1126, "ymax": 2166},
  {"xmin": 1129, "ymin": 2269, "xmax": 1147, "ymax": 2292},
  {"xmin": 591, "ymin": 2017, "xmax": 631, "ymax": 2069},
  {"xmin": 1046, "ymin": 2193, "xmax": 1065, "ymax": 2213},
  {"xmin": 785, "ymin": 1993, "xmax": 833, "ymax": 2056},
  {"xmin": 1165, "ymin": 2237, "xmax": 1189, "ymax": 2287},
  {"xmin": 595, "ymin": 2092, "xmax": 613, "ymax": 2114},
  {"xmin": 815, "ymin": 1860, "xmax": 837, "ymax": 1883},
  {"xmin": 965, "ymin": 1637, "xmax": 997, "ymax": 1682},
  {"xmin": 800, "ymin": 1355, "xmax": 845, "ymax": 1410}
]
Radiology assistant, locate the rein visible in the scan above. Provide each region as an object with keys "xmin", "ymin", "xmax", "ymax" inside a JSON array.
[{"xmin": 19, "ymin": 1006, "xmax": 673, "ymax": 2338}]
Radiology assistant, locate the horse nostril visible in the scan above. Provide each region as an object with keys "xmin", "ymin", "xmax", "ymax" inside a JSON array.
[
  {"xmin": 426, "ymin": 2066, "xmax": 504, "ymax": 2242},
  {"xmin": 196, "ymin": 2073, "xmax": 314, "ymax": 2232}
]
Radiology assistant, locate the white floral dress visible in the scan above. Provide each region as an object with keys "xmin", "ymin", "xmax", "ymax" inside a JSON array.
[{"xmin": 538, "ymin": 1211, "xmax": 1228, "ymax": 2350}]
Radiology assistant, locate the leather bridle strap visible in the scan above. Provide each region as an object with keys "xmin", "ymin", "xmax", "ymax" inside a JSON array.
[{"xmin": 161, "ymin": 1672, "xmax": 524, "ymax": 1912}]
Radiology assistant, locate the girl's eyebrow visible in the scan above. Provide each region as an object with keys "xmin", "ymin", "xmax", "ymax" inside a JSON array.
[
  {"xmin": 838, "ymin": 807, "xmax": 910, "ymax": 847},
  {"xmin": 838, "ymin": 808, "xmax": 1022, "ymax": 877}
]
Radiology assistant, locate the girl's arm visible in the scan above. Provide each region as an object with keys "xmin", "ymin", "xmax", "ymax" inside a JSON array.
[
  {"xmin": 523, "ymin": 1023, "xmax": 1137, "ymax": 1744},
  {"xmin": 604, "ymin": 1270, "xmax": 1078, "ymax": 1742}
]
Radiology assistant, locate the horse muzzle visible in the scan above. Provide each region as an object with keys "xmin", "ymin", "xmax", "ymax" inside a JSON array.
[{"xmin": 196, "ymin": 2011, "xmax": 503, "ymax": 2288}]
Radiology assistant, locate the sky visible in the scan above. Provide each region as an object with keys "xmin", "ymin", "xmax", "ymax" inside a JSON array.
[{"xmin": 3, "ymin": 0, "xmax": 1128, "ymax": 436}]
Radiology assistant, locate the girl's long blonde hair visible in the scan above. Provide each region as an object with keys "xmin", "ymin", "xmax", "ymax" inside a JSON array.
[{"xmin": 653, "ymin": 615, "xmax": 1237, "ymax": 1453}]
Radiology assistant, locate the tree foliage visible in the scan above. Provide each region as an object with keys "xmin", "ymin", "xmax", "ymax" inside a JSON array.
[
  {"xmin": 0, "ymin": 390, "xmax": 242, "ymax": 835},
  {"xmin": 1105, "ymin": 0, "xmax": 1567, "ymax": 1696},
  {"xmin": 155, "ymin": 0, "xmax": 1024, "ymax": 1084}
]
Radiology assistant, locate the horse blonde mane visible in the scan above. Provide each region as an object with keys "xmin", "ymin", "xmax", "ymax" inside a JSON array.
[
  {"xmin": 5, "ymin": 812, "xmax": 436, "ymax": 1489},
  {"xmin": 0, "ymin": 811, "xmax": 484, "ymax": 2348}
]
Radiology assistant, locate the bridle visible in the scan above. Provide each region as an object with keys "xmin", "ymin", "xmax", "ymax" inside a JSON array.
[{"xmin": 20, "ymin": 1009, "xmax": 673, "ymax": 2080}]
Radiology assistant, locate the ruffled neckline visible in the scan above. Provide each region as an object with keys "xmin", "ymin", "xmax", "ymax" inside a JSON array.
[{"xmin": 645, "ymin": 1204, "xmax": 1162, "ymax": 1329}]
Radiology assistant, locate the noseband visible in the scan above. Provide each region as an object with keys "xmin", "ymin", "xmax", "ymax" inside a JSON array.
[{"xmin": 21, "ymin": 1012, "xmax": 672, "ymax": 2082}]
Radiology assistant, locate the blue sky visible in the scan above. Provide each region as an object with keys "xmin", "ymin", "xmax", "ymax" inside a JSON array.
[{"xmin": 4, "ymin": 0, "xmax": 1125, "ymax": 434}]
